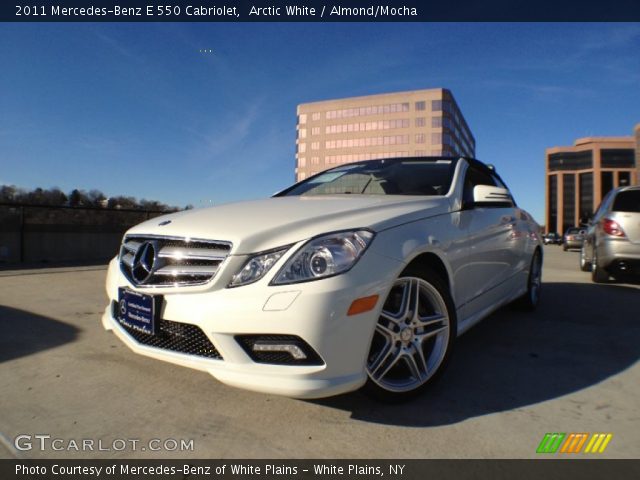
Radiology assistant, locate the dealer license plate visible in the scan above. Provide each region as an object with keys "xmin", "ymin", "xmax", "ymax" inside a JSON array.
[{"xmin": 117, "ymin": 288, "xmax": 157, "ymax": 335}]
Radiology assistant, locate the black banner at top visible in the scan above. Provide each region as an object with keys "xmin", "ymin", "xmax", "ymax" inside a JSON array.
[{"xmin": 4, "ymin": 0, "xmax": 640, "ymax": 22}]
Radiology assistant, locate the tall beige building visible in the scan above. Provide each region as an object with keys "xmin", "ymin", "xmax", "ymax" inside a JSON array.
[
  {"xmin": 295, "ymin": 89, "xmax": 475, "ymax": 181},
  {"xmin": 545, "ymin": 136, "xmax": 637, "ymax": 234}
]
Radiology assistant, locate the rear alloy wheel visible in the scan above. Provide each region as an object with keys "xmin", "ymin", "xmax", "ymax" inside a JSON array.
[
  {"xmin": 579, "ymin": 245, "xmax": 591, "ymax": 272},
  {"xmin": 363, "ymin": 269, "xmax": 455, "ymax": 402},
  {"xmin": 515, "ymin": 250, "xmax": 542, "ymax": 310},
  {"xmin": 591, "ymin": 248, "xmax": 609, "ymax": 283}
]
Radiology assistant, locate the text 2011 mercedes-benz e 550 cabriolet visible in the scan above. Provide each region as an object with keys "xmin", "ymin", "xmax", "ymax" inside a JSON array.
[{"xmin": 102, "ymin": 157, "xmax": 542, "ymax": 401}]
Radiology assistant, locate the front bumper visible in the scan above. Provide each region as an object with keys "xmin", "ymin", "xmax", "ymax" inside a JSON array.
[{"xmin": 102, "ymin": 250, "xmax": 403, "ymax": 399}]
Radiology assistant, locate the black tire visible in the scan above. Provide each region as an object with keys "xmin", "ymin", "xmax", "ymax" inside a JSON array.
[
  {"xmin": 579, "ymin": 245, "xmax": 591, "ymax": 272},
  {"xmin": 362, "ymin": 267, "xmax": 456, "ymax": 403},
  {"xmin": 514, "ymin": 249, "xmax": 542, "ymax": 311},
  {"xmin": 591, "ymin": 248, "xmax": 609, "ymax": 283}
]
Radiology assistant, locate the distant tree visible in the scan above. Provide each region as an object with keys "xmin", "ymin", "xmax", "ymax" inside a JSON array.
[
  {"xmin": 69, "ymin": 189, "xmax": 83, "ymax": 207},
  {"xmin": 0, "ymin": 185, "xmax": 19, "ymax": 202},
  {"xmin": 139, "ymin": 199, "xmax": 165, "ymax": 211},
  {"xmin": 43, "ymin": 187, "xmax": 67, "ymax": 206},
  {"xmin": 108, "ymin": 195, "xmax": 138, "ymax": 210},
  {"xmin": 87, "ymin": 189, "xmax": 107, "ymax": 207},
  {"xmin": 184, "ymin": 204, "xmax": 194, "ymax": 210}
]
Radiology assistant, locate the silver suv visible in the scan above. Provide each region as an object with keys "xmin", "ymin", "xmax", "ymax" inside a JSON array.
[{"xmin": 580, "ymin": 186, "xmax": 640, "ymax": 282}]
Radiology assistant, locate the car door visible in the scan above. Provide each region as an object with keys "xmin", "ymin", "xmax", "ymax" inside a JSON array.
[{"xmin": 457, "ymin": 164, "xmax": 519, "ymax": 322}]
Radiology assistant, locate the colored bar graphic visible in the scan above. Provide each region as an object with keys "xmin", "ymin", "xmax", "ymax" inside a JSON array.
[
  {"xmin": 560, "ymin": 433, "xmax": 589, "ymax": 453},
  {"xmin": 536, "ymin": 433, "xmax": 566, "ymax": 453},
  {"xmin": 538, "ymin": 433, "xmax": 613, "ymax": 454},
  {"xmin": 584, "ymin": 433, "xmax": 613, "ymax": 453}
]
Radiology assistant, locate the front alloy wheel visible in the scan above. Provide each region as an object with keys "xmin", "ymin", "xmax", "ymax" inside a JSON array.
[{"xmin": 364, "ymin": 269, "xmax": 456, "ymax": 402}]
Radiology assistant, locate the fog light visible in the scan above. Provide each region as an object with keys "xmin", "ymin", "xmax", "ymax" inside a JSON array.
[
  {"xmin": 252, "ymin": 342, "xmax": 307, "ymax": 360},
  {"xmin": 347, "ymin": 294, "xmax": 379, "ymax": 316}
]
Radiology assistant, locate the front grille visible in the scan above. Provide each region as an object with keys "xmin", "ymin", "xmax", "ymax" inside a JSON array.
[
  {"xmin": 236, "ymin": 334, "xmax": 324, "ymax": 366},
  {"xmin": 119, "ymin": 235, "xmax": 232, "ymax": 287},
  {"xmin": 113, "ymin": 302, "xmax": 223, "ymax": 359}
]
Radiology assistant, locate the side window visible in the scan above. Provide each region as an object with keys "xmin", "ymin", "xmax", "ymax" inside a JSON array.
[
  {"xmin": 463, "ymin": 166, "xmax": 496, "ymax": 207},
  {"xmin": 593, "ymin": 191, "xmax": 614, "ymax": 221}
]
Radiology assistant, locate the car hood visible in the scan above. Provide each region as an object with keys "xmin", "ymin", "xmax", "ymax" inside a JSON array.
[{"xmin": 127, "ymin": 195, "xmax": 451, "ymax": 254}]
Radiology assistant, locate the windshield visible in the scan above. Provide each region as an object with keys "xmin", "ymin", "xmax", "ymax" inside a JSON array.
[{"xmin": 277, "ymin": 158, "xmax": 459, "ymax": 197}]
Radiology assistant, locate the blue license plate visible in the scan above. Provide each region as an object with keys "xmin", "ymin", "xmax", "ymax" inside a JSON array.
[{"xmin": 117, "ymin": 288, "xmax": 157, "ymax": 335}]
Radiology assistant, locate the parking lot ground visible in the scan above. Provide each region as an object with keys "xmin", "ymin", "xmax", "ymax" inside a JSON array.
[{"xmin": 0, "ymin": 246, "xmax": 638, "ymax": 459}]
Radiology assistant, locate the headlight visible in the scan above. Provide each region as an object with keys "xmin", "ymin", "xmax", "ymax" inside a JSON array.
[
  {"xmin": 228, "ymin": 247, "xmax": 289, "ymax": 287},
  {"xmin": 272, "ymin": 230, "xmax": 374, "ymax": 285}
]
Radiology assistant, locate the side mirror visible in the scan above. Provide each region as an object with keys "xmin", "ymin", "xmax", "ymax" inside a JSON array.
[{"xmin": 473, "ymin": 185, "xmax": 512, "ymax": 205}]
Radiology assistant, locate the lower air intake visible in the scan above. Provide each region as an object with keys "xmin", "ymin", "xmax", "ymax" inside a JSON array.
[{"xmin": 113, "ymin": 302, "xmax": 222, "ymax": 360}]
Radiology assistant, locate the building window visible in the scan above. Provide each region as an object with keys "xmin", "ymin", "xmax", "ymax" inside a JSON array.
[
  {"xmin": 298, "ymin": 157, "xmax": 306, "ymax": 167},
  {"xmin": 601, "ymin": 171, "xmax": 614, "ymax": 198},
  {"xmin": 311, "ymin": 127, "xmax": 320, "ymax": 135},
  {"xmin": 298, "ymin": 143, "xmax": 306, "ymax": 153},
  {"xmin": 578, "ymin": 172, "xmax": 593, "ymax": 224},
  {"xmin": 431, "ymin": 133, "xmax": 441, "ymax": 144},
  {"xmin": 415, "ymin": 101, "xmax": 426, "ymax": 111},
  {"xmin": 325, "ymin": 102, "xmax": 410, "ymax": 120},
  {"xmin": 432, "ymin": 100, "xmax": 442, "ymax": 111},
  {"xmin": 325, "ymin": 135, "xmax": 410, "ymax": 149},
  {"xmin": 311, "ymin": 156, "xmax": 320, "ymax": 165},
  {"xmin": 415, "ymin": 134, "xmax": 425, "ymax": 144},
  {"xmin": 618, "ymin": 171, "xmax": 631, "ymax": 187},
  {"xmin": 311, "ymin": 112, "xmax": 321, "ymax": 121},
  {"xmin": 548, "ymin": 175, "xmax": 557, "ymax": 233},
  {"xmin": 548, "ymin": 151, "xmax": 593, "ymax": 171},
  {"xmin": 563, "ymin": 174, "xmax": 576, "ymax": 232},
  {"xmin": 298, "ymin": 128, "xmax": 307, "ymax": 139},
  {"xmin": 415, "ymin": 150, "xmax": 426, "ymax": 156},
  {"xmin": 311, "ymin": 142, "xmax": 320, "ymax": 150},
  {"xmin": 601, "ymin": 149, "xmax": 634, "ymax": 168},
  {"xmin": 415, "ymin": 117, "xmax": 426, "ymax": 127},
  {"xmin": 324, "ymin": 119, "xmax": 410, "ymax": 134},
  {"xmin": 298, "ymin": 114, "xmax": 307, "ymax": 125}
]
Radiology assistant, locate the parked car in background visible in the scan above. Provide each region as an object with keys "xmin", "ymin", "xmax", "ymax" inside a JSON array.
[
  {"xmin": 102, "ymin": 156, "xmax": 543, "ymax": 401},
  {"xmin": 563, "ymin": 227, "xmax": 586, "ymax": 251},
  {"xmin": 543, "ymin": 232, "xmax": 562, "ymax": 245},
  {"xmin": 580, "ymin": 186, "xmax": 640, "ymax": 283}
]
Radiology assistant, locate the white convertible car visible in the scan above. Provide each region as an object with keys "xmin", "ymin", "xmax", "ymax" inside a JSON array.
[{"xmin": 102, "ymin": 157, "xmax": 542, "ymax": 401}]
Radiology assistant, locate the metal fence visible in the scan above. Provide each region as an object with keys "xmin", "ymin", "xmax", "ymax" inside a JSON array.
[{"xmin": 0, "ymin": 203, "xmax": 168, "ymax": 265}]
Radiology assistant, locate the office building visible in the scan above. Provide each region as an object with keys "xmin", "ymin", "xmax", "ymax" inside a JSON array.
[
  {"xmin": 295, "ymin": 89, "xmax": 475, "ymax": 181},
  {"xmin": 545, "ymin": 136, "xmax": 637, "ymax": 234}
]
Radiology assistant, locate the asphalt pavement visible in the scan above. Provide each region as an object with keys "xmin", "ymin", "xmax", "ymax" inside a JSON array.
[{"xmin": 1, "ymin": 246, "xmax": 638, "ymax": 459}]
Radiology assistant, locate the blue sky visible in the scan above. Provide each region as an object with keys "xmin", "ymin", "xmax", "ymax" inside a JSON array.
[{"xmin": 1, "ymin": 23, "xmax": 639, "ymax": 222}]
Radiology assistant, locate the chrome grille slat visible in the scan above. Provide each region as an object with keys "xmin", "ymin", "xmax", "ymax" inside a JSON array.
[
  {"xmin": 155, "ymin": 265, "xmax": 219, "ymax": 276},
  {"xmin": 157, "ymin": 246, "xmax": 228, "ymax": 261},
  {"xmin": 119, "ymin": 235, "xmax": 232, "ymax": 287}
]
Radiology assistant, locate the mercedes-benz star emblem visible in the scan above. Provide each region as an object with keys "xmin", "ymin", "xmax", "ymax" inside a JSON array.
[{"xmin": 131, "ymin": 241, "xmax": 157, "ymax": 284}]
